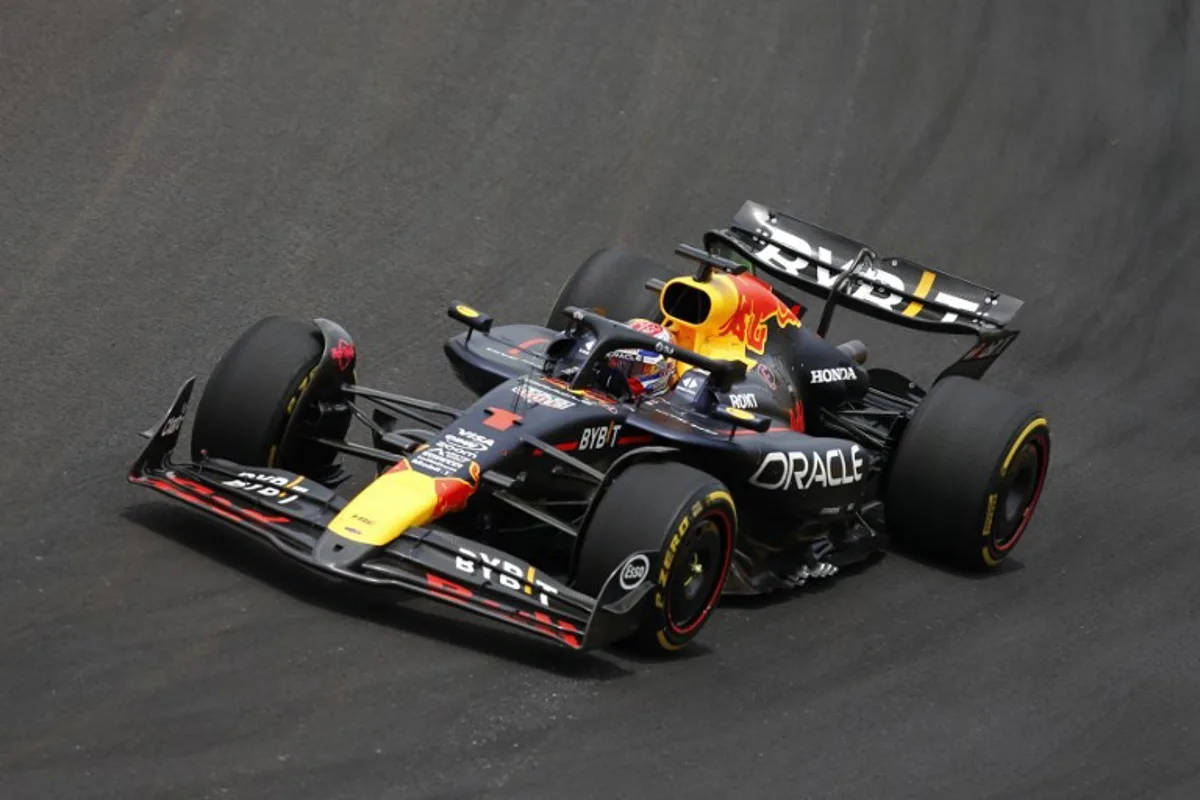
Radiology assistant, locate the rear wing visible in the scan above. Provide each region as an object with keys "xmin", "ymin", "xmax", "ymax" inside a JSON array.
[{"xmin": 703, "ymin": 201, "xmax": 1026, "ymax": 380}]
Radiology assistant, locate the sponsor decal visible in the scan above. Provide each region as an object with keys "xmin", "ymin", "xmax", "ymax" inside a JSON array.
[
  {"xmin": 513, "ymin": 382, "xmax": 576, "ymax": 410},
  {"xmin": 540, "ymin": 377, "xmax": 620, "ymax": 412},
  {"xmin": 149, "ymin": 473, "xmax": 291, "ymax": 525},
  {"xmin": 578, "ymin": 422, "xmax": 623, "ymax": 450},
  {"xmin": 411, "ymin": 428, "xmax": 494, "ymax": 477},
  {"xmin": 756, "ymin": 363, "xmax": 777, "ymax": 390},
  {"xmin": 222, "ymin": 471, "xmax": 311, "ymax": 506},
  {"xmin": 424, "ymin": 572, "xmax": 582, "ymax": 647},
  {"xmin": 749, "ymin": 445, "xmax": 865, "ymax": 491},
  {"xmin": 728, "ymin": 392, "xmax": 758, "ymax": 409},
  {"xmin": 619, "ymin": 554, "xmax": 651, "ymax": 590},
  {"xmin": 331, "ymin": 339, "xmax": 356, "ymax": 372},
  {"xmin": 454, "ymin": 548, "xmax": 561, "ymax": 607},
  {"xmin": 677, "ymin": 370, "xmax": 706, "ymax": 397},
  {"xmin": 482, "ymin": 407, "xmax": 523, "ymax": 431},
  {"xmin": 717, "ymin": 273, "xmax": 802, "ymax": 354},
  {"xmin": 746, "ymin": 212, "xmax": 983, "ymax": 322},
  {"xmin": 399, "ymin": 457, "xmax": 481, "ymax": 519},
  {"xmin": 161, "ymin": 412, "xmax": 185, "ymax": 437},
  {"xmin": 810, "ymin": 366, "xmax": 858, "ymax": 384}
]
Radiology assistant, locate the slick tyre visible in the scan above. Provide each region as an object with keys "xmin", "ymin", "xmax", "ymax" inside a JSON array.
[
  {"xmin": 191, "ymin": 316, "xmax": 348, "ymax": 477},
  {"xmin": 885, "ymin": 377, "xmax": 1051, "ymax": 570},
  {"xmin": 545, "ymin": 248, "xmax": 675, "ymax": 328},
  {"xmin": 575, "ymin": 462, "xmax": 736, "ymax": 653}
]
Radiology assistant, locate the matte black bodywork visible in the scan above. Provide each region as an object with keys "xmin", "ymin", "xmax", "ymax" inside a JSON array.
[{"xmin": 129, "ymin": 201, "xmax": 1029, "ymax": 647}]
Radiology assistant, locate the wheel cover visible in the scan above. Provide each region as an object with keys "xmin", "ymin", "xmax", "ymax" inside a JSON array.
[
  {"xmin": 665, "ymin": 511, "xmax": 731, "ymax": 635},
  {"xmin": 993, "ymin": 433, "xmax": 1049, "ymax": 552}
]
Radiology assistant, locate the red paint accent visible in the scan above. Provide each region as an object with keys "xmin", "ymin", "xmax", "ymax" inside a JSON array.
[
  {"xmin": 331, "ymin": 339, "xmax": 356, "ymax": 372},
  {"xmin": 531, "ymin": 440, "xmax": 577, "ymax": 455},
  {"xmin": 617, "ymin": 435, "xmax": 654, "ymax": 446},
  {"xmin": 482, "ymin": 598, "xmax": 502, "ymax": 609},
  {"xmin": 517, "ymin": 610, "xmax": 582, "ymax": 648},
  {"xmin": 171, "ymin": 476, "xmax": 213, "ymax": 496},
  {"xmin": 788, "ymin": 400, "xmax": 806, "ymax": 433},
  {"xmin": 508, "ymin": 337, "xmax": 549, "ymax": 355},
  {"xmin": 483, "ymin": 407, "xmax": 523, "ymax": 431},
  {"xmin": 430, "ymin": 462, "xmax": 481, "ymax": 518},
  {"xmin": 148, "ymin": 478, "xmax": 253, "ymax": 527},
  {"xmin": 387, "ymin": 458, "xmax": 412, "ymax": 473},
  {"xmin": 164, "ymin": 474, "xmax": 291, "ymax": 525},
  {"xmin": 718, "ymin": 273, "xmax": 802, "ymax": 354},
  {"xmin": 242, "ymin": 508, "xmax": 291, "ymax": 525},
  {"xmin": 426, "ymin": 573, "xmax": 473, "ymax": 599}
]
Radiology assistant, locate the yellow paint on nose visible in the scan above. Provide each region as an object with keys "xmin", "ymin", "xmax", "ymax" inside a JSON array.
[{"xmin": 327, "ymin": 466, "xmax": 440, "ymax": 547}]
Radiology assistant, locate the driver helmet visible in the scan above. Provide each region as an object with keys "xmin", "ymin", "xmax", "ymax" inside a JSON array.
[{"xmin": 608, "ymin": 318, "xmax": 676, "ymax": 397}]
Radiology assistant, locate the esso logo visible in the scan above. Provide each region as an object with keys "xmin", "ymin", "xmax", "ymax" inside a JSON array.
[{"xmin": 619, "ymin": 554, "xmax": 651, "ymax": 590}]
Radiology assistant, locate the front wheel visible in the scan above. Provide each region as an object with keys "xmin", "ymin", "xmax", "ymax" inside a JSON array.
[
  {"xmin": 574, "ymin": 462, "xmax": 737, "ymax": 653},
  {"xmin": 884, "ymin": 376, "xmax": 1051, "ymax": 569},
  {"xmin": 191, "ymin": 316, "xmax": 353, "ymax": 481}
]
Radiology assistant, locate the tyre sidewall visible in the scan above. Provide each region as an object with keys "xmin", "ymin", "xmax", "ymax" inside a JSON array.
[
  {"xmin": 645, "ymin": 486, "xmax": 737, "ymax": 651},
  {"xmin": 191, "ymin": 317, "xmax": 328, "ymax": 469},
  {"xmin": 885, "ymin": 377, "xmax": 1051, "ymax": 569},
  {"xmin": 574, "ymin": 462, "xmax": 737, "ymax": 653}
]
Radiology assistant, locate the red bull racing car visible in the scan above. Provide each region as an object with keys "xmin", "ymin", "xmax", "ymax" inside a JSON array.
[{"xmin": 129, "ymin": 201, "xmax": 1051, "ymax": 653}]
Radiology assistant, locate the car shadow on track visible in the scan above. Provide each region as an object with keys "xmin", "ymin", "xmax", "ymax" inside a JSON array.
[{"xmin": 122, "ymin": 502, "xmax": 633, "ymax": 681}]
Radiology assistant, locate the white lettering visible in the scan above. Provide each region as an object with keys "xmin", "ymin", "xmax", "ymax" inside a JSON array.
[
  {"xmin": 749, "ymin": 445, "xmax": 866, "ymax": 491},
  {"xmin": 810, "ymin": 367, "xmax": 858, "ymax": 384},
  {"xmin": 729, "ymin": 393, "xmax": 758, "ymax": 409},
  {"xmin": 933, "ymin": 291, "xmax": 981, "ymax": 323},
  {"xmin": 747, "ymin": 217, "xmax": 984, "ymax": 325},
  {"xmin": 578, "ymin": 422, "xmax": 623, "ymax": 451},
  {"xmin": 850, "ymin": 267, "xmax": 906, "ymax": 310},
  {"xmin": 455, "ymin": 548, "xmax": 556, "ymax": 607}
]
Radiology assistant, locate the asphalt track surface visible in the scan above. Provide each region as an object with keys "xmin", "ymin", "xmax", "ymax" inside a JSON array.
[{"xmin": 2, "ymin": 2, "xmax": 1199, "ymax": 798}]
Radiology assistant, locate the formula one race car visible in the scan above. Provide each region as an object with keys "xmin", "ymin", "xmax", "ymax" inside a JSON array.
[{"xmin": 129, "ymin": 201, "xmax": 1051, "ymax": 654}]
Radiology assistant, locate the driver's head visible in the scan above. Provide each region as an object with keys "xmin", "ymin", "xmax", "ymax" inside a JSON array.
[{"xmin": 607, "ymin": 318, "xmax": 676, "ymax": 397}]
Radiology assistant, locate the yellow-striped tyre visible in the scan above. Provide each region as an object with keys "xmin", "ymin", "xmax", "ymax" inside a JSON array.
[
  {"xmin": 192, "ymin": 316, "xmax": 351, "ymax": 479},
  {"xmin": 574, "ymin": 462, "xmax": 737, "ymax": 653},
  {"xmin": 884, "ymin": 377, "xmax": 1051, "ymax": 570}
]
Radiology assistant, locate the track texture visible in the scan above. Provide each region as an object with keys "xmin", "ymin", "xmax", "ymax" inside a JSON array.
[{"xmin": 2, "ymin": 2, "xmax": 1198, "ymax": 797}]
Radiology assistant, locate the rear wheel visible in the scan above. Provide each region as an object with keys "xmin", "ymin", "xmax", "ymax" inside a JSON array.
[
  {"xmin": 191, "ymin": 316, "xmax": 351, "ymax": 479},
  {"xmin": 884, "ymin": 376, "xmax": 1050, "ymax": 569},
  {"xmin": 574, "ymin": 462, "xmax": 737, "ymax": 653},
  {"xmin": 545, "ymin": 248, "xmax": 675, "ymax": 328}
]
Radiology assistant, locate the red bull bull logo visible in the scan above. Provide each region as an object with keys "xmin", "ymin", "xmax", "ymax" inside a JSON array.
[
  {"xmin": 432, "ymin": 461, "xmax": 481, "ymax": 517},
  {"xmin": 718, "ymin": 273, "xmax": 802, "ymax": 354},
  {"xmin": 328, "ymin": 458, "xmax": 480, "ymax": 547}
]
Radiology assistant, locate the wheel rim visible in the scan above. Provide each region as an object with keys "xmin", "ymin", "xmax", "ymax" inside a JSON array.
[
  {"xmin": 993, "ymin": 434, "xmax": 1048, "ymax": 552},
  {"xmin": 665, "ymin": 511, "xmax": 731, "ymax": 635}
]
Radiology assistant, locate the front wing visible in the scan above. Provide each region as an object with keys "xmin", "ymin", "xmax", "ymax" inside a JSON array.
[{"xmin": 127, "ymin": 379, "xmax": 655, "ymax": 651}]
